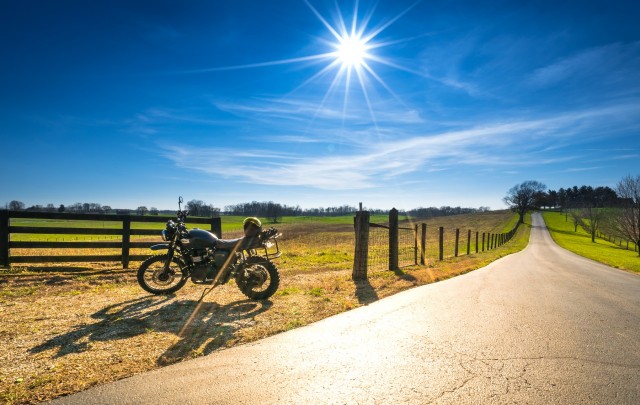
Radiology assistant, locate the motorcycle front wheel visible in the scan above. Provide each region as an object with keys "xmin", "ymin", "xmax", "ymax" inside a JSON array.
[
  {"xmin": 235, "ymin": 256, "xmax": 280, "ymax": 300},
  {"xmin": 137, "ymin": 254, "xmax": 188, "ymax": 295}
]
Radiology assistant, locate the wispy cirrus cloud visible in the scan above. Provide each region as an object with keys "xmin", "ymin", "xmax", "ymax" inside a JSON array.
[
  {"xmin": 158, "ymin": 102, "xmax": 639, "ymax": 190},
  {"xmin": 527, "ymin": 41, "xmax": 640, "ymax": 89}
]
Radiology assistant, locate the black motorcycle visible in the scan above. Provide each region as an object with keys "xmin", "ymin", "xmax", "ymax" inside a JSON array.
[{"xmin": 137, "ymin": 198, "xmax": 281, "ymax": 300}]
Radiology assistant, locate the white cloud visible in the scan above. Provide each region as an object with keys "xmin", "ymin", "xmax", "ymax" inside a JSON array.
[
  {"xmin": 528, "ymin": 41, "xmax": 640, "ymax": 88},
  {"xmin": 158, "ymin": 103, "xmax": 640, "ymax": 190}
]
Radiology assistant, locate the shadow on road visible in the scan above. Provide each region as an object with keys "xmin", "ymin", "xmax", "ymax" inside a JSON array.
[{"xmin": 30, "ymin": 295, "xmax": 272, "ymax": 366}]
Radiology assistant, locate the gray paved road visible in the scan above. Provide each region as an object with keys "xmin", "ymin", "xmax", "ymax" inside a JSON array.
[{"xmin": 52, "ymin": 213, "xmax": 640, "ymax": 404}]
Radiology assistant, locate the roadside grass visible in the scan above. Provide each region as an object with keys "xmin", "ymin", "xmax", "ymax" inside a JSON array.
[
  {"xmin": 542, "ymin": 211, "xmax": 640, "ymax": 273},
  {"xmin": 0, "ymin": 211, "xmax": 529, "ymax": 404}
]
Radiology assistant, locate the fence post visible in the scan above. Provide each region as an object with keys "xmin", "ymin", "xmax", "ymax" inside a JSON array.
[
  {"xmin": 122, "ymin": 217, "xmax": 131, "ymax": 269},
  {"xmin": 353, "ymin": 210, "xmax": 370, "ymax": 280},
  {"xmin": 420, "ymin": 223, "xmax": 426, "ymax": 265},
  {"xmin": 210, "ymin": 217, "xmax": 222, "ymax": 238},
  {"xmin": 454, "ymin": 228, "xmax": 460, "ymax": 257},
  {"xmin": 482, "ymin": 233, "xmax": 485, "ymax": 252},
  {"xmin": 389, "ymin": 208, "xmax": 399, "ymax": 271},
  {"xmin": 414, "ymin": 224, "xmax": 418, "ymax": 265},
  {"xmin": 475, "ymin": 231, "xmax": 479, "ymax": 253},
  {"xmin": 439, "ymin": 226, "xmax": 444, "ymax": 261},
  {"xmin": 467, "ymin": 229, "xmax": 471, "ymax": 255},
  {"xmin": 0, "ymin": 210, "xmax": 9, "ymax": 267}
]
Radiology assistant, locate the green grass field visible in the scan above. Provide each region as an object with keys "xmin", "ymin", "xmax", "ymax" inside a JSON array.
[{"xmin": 542, "ymin": 211, "xmax": 640, "ymax": 273}]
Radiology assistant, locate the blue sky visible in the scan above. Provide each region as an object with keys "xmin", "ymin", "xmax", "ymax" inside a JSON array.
[{"xmin": 1, "ymin": 0, "xmax": 639, "ymax": 211}]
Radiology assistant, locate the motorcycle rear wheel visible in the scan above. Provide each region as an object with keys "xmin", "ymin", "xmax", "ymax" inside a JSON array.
[
  {"xmin": 235, "ymin": 256, "xmax": 280, "ymax": 300},
  {"xmin": 137, "ymin": 254, "xmax": 188, "ymax": 295}
]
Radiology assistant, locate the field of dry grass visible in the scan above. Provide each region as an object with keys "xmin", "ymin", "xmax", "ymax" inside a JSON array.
[{"xmin": 0, "ymin": 211, "xmax": 530, "ymax": 404}]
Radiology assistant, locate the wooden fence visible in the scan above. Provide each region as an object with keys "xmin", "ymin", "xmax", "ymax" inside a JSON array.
[
  {"xmin": 353, "ymin": 208, "xmax": 520, "ymax": 280},
  {"xmin": 0, "ymin": 210, "xmax": 222, "ymax": 269}
]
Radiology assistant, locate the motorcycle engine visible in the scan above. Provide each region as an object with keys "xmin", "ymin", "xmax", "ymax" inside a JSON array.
[{"xmin": 190, "ymin": 248, "xmax": 217, "ymax": 282}]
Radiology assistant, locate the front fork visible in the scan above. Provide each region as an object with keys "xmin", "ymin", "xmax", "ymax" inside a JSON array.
[{"xmin": 164, "ymin": 242, "xmax": 177, "ymax": 271}]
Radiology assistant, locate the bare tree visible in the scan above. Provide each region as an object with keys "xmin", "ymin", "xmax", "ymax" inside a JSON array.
[
  {"xmin": 614, "ymin": 175, "xmax": 640, "ymax": 256},
  {"xmin": 579, "ymin": 206, "xmax": 603, "ymax": 243},
  {"xmin": 570, "ymin": 210, "xmax": 582, "ymax": 232},
  {"xmin": 503, "ymin": 180, "xmax": 546, "ymax": 224}
]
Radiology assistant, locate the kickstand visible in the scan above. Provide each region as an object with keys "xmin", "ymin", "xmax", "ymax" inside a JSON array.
[{"xmin": 199, "ymin": 285, "xmax": 217, "ymax": 301}]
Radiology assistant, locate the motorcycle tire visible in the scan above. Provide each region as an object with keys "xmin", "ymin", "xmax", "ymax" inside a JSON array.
[
  {"xmin": 235, "ymin": 256, "xmax": 280, "ymax": 300},
  {"xmin": 137, "ymin": 254, "xmax": 188, "ymax": 295}
]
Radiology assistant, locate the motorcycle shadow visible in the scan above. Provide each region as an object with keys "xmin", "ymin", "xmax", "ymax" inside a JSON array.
[{"xmin": 30, "ymin": 294, "xmax": 272, "ymax": 366}]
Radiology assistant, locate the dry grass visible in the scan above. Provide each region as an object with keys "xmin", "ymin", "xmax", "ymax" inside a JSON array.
[{"xmin": 0, "ymin": 212, "xmax": 530, "ymax": 404}]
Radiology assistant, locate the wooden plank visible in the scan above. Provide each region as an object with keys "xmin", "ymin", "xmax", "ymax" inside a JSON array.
[
  {"xmin": 10, "ymin": 226, "xmax": 160, "ymax": 236},
  {"xmin": 9, "ymin": 241, "xmax": 158, "ymax": 249},
  {"xmin": 130, "ymin": 229, "xmax": 162, "ymax": 236},
  {"xmin": 10, "ymin": 226, "xmax": 123, "ymax": 235},
  {"xmin": 5, "ymin": 210, "xmax": 215, "ymax": 223},
  {"xmin": 9, "ymin": 254, "xmax": 152, "ymax": 263}
]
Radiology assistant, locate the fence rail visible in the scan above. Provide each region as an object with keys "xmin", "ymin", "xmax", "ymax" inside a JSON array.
[{"xmin": 0, "ymin": 210, "xmax": 222, "ymax": 268}]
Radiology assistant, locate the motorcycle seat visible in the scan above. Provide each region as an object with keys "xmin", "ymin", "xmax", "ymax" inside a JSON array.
[{"xmin": 215, "ymin": 238, "xmax": 242, "ymax": 249}]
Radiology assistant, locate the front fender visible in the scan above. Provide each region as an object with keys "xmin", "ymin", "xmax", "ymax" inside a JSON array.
[{"xmin": 150, "ymin": 244, "xmax": 170, "ymax": 251}]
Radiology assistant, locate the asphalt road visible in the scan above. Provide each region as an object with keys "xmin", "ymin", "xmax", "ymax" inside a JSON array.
[{"xmin": 51, "ymin": 213, "xmax": 640, "ymax": 404}]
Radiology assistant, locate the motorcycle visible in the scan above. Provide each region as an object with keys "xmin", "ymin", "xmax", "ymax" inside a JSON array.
[{"xmin": 137, "ymin": 197, "xmax": 281, "ymax": 300}]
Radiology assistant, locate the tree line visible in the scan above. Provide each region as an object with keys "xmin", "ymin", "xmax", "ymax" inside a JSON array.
[
  {"xmin": 503, "ymin": 176, "xmax": 640, "ymax": 256},
  {"xmin": 4, "ymin": 198, "xmax": 489, "ymax": 224}
]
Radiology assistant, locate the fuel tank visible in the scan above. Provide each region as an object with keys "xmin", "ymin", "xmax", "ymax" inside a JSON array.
[{"xmin": 186, "ymin": 229, "xmax": 219, "ymax": 249}]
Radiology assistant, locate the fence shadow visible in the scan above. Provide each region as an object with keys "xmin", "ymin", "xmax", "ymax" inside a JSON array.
[
  {"xmin": 30, "ymin": 295, "xmax": 272, "ymax": 366},
  {"xmin": 353, "ymin": 278, "xmax": 379, "ymax": 305},
  {"xmin": 392, "ymin": 267, "xmax": 417, "ymax": 282}
]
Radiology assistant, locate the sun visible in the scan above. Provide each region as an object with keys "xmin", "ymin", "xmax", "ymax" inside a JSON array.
[{"xmin": 335, "ymin": 34, "xmax": 370, "ymax": 68}]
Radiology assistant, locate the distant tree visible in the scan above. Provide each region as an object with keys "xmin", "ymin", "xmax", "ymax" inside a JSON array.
[
  {"xmin": 547, "ymin": 190, "xmax": 558, "ymax": 208},
  {"xmin": 46, "ymin": 203, "xmax": 56, "ymax": 212},
  {"xmin": 570, "ymin": 210, "xmax": 581, "ymax": 232},
  {"xmin": 186, "ymin": 199, "xmax": 205, "ymax": 216},
  {"xmin": 579, "ymin": 206, "xmax": 604, "ymax": 243},
  {"xmin": 8, "ymin": 200, "xmax": 25, "ymax": 210},
  {"xmin": 102, "ymin": 205, "xmax": 112, "ymax": 214},
  {"xmin": 613, "ymin": 175, "xmax": 640, "ymax": 256},
  {"xmin": 136, "ymin": 206, "xmax": 148, "ymax": 216},
  {"xmin": 58, "ymin": 204, "xmax": 65, "ymax": 213},
  {"xmin": 265, "ymin": 201, "xmax": 282, "ymax": 223},
  {"xmin": 149, "ymin": 207, "xmax": 159, "ymax": 215},
  {"xmin": 503, "ymin": 180, "xmax": 547, "ymax": 224}
]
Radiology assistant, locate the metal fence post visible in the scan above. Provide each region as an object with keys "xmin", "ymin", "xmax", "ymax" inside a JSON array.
[
  {"xmin": 389, "ymin": 208, "xmax": 399, "ymax": 271},
  {"xmin": 475, "ymin": 231, "xmax": 479, "ymax": 253},
  {"xmin": 122, "ymin": 217, "xmax": 131, "ymax": 269},
  {"xmin": 353, "ymin": 210, "xmax": 370, "ymax": 280},
  {"xmin": 0, "ymin": 210, "xmax": 9, "ymax": 267},
  {"xmin": 420, "ymin": 223, "xmax": 426, "ymax": 265},
  {"xmin": 454, "ymin": 228, "xmax": 460, "ymax": 257},
  {"xmin": 438, "ymin": 226, "xmax": 444, "ymax": 261},
  {"xmin": 414, "ymin": 224, "xmax": 418, "ymax": 265}
]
